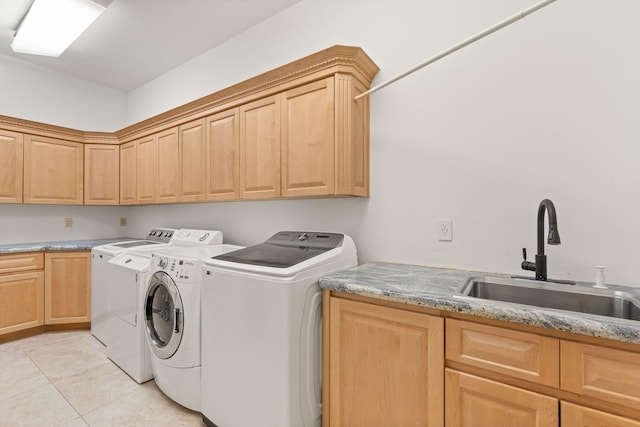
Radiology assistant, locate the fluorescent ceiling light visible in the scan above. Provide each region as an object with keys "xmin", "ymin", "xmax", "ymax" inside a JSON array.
[{"xmin": 11, "ymin": 0, "xmax": 108, "ymax": 57}]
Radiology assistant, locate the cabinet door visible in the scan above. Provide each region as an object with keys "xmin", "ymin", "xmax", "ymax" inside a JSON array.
[
  {"xmin": 445, "ymin": 369, "xmax": 558, "ymax": 427},
  {"xmin": 0, "ymin": 129, "xmax": 23, "ymax": 204},
  {"xmin": 328, "ymin": 297, "xmax": 444, "ymax": 427},
  {"xmin": 206, "ymin": 109, "xmax": 239, "ymax": 201},
  {"xmin": 23, "ymin": 135, "xmax": 83, "ymax": 204},
  {"xmin": 157, "ymin": 127, "xmax": 179, "ymax": 203},
  {"xmin": 239, "ymin": 96, "xmax": 281, "ymax": 199},
  {"xmin": 136, "ymin": 135, "xmax": 158, "ymax": 204},
  {"xmin": 84, "ymin": 144, "xmax": 119, "ymax": 205},
  {"xmin": 44, "ymin": 252, "xmax": 91, "ymax": 325},
  {"xmin": 562, "ymin": 401, "xmax": 640, "ymax": 427},
  {"xmin": 0, "ymin": 271, "xmax": 44, "ymax": 335},
  {"xmin": 446, "ymin": 319, "xmax": 559, "ymax": 387},
  {"xmin": 561, "ymin": 341, "xmax": 640, "ymax": 410},
  {"xmin": 120, "ymin": 141, "xmax": 137, "ymax": 205},
  {"xmin": 281, "ymin": 78, "xmax": 335, "ymax": 197},
  {"xmin": 178, "ymin": 119, "xmax": 206, "ymax": 202}
]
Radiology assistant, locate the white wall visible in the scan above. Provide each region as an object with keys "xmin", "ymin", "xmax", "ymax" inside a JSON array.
[
  {"xmin": 0, "ymin": 53, "xmax": 126, "ymax": 131},
  {"xmin": 1, "ymin": 0, "xmax": 638, "ymax": 286},
  {"xmin": 0, "ymin": 205, "xmax": 132, "ymax": 245},
  {"xmin": 126, "ymin": 0, "xmax": 640, "ymax": 286}
]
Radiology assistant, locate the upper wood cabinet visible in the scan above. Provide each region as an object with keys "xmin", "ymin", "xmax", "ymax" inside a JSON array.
[
  {"xmin": 281, "ymin": 78, "xmax": 335, "ymax": 197},
  {"xmin": 23, "ymin": 135, "xmax": 83, "ymax": 205},
  {"xmin": 156, "ymin": 127, "xmax": 179, "ymax": 203},
  {"xmin": 206, "ymin": 109, "xmax": 239, "ymax": 201},
  {"xmin": 120, "ymin": 141, "xmax": 137, "ymax": 205},
  {"xmin": 0, "ymin": 129, "xmax": 23, "ymax": 204},
  {"xmin": 136, "ymin": 134, "xmax": 158, "ymax": 204},
  {"xmin": 240, "ymin": 95, "xmax": 282, "ymax": 199},
  {"xmin": 178, "ymin": 119, "xmax": 206, "ymax": 202},
  {"xmin": 1, "ymin": 46, "xmax": 379, "ymax": 206},
  {"xmin": 84, "ymin": 144, "xmax": 119, "ymax": 205}
]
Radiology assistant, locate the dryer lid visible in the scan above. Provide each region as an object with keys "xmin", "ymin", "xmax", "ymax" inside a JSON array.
[{"xmin": 211, "ymin": 231, "xmax": 344, "ymax": 268}]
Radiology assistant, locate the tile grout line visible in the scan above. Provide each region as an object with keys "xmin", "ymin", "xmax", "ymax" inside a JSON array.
[{"xmin": 21, "ymin": 339, "xmax": 88, "ymax": 425}]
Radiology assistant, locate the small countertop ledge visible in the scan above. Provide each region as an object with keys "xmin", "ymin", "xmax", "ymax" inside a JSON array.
[
  {"xmin": 320, "ymin": 262, "xmax": 640, "ymax": 345},
  {"xmin": 0, "ymin": 238, "xmax": 137, "ymax": 254}
]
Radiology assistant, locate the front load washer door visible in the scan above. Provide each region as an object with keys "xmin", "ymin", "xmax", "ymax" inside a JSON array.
[{"xmin": 145, "ymin": 271, "xmax": 183, "ymax": 359}]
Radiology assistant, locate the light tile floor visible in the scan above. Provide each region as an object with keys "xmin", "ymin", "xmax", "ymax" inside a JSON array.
[{"xmin": 0, "ymin": 330, "xmax": 203, "ymax": 426}]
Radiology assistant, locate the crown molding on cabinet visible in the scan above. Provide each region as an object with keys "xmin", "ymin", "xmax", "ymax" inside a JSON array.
[
  {"xmin": 115, "ymin": 45, "xmax": 379, "ymax": 143},
  {"xmin": 0, "ymin": 114, "xmax": 118, "ymax": 144},
  {"xmin": 0, "ymin": 45, "xmax": 378, "ymax": 147}
]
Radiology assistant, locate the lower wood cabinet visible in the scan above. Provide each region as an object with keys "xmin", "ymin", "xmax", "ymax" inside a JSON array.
[
  {"xmin": 44, "ymin": 252, "xmax": 91, "ymax": 325},
  {"xmin": 562, "ymin": 401, "xmax": 640, "ymax": 427},
  {"xmin": 325, "ymin": 292, "xmax": 640, "ymax": 427},
  {"xmin": 445, "ymin": 369, "xmax": 558, "ymax": 427},
  {"xmin": 325, "ymin": 294, "xmax": 444, "ymax": 427},
  {"xmin": 0, "ymin": 252, "xmax": 45, "ymax": 335}
]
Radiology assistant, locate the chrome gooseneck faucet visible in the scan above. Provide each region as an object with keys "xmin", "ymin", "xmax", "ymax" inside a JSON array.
[{"xmin": 521, "ymin": 199, "xmax": 561, "ymax": 281}]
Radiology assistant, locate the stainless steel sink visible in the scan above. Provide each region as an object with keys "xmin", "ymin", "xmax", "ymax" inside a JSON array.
[{"xmin": 457, "ymin": 276, "xmax": 640, "ymax": 321}]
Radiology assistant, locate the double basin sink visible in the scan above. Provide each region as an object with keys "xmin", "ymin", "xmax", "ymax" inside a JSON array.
[{"xmin": 457, "ymin": 276, "xmax": 640, "ymax": 322}]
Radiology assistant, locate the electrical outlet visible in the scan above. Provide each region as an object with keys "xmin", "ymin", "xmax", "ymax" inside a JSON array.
[
  {"xmin": 438, "ymin": 220, "xmax": 452, "ymax": 241},
  {"xmin": 120, "ymin": 217, "xmax": 127, "ymax": 226},
  {"xmin": 64, "ymin": 217, "xmax": 73, "ymax": 228}
]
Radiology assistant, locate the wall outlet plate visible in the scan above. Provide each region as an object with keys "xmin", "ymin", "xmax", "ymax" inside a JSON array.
[
  {"xmin": 64, "ymin": 217, "xmax": 73, "ymax": 228},
  {"xmin": 438, "ymin": 220, "xmax": 452, "ymax": 241}
]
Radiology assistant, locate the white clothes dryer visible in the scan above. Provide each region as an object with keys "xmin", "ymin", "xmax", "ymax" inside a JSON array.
[
  {"xmin": 201, "ymin": 231, "xmax": 357, "ymax": 427},
  {"xmin": 144, "ymin": 244, "xmax": 243, "ymax": 411},
  {"xmin": 90, "ymin": 228, "xmax": 177, "ymax": 345},
  {"xmin": 105, "ymin": 229, "xmax": 223, "ymax": 384}
]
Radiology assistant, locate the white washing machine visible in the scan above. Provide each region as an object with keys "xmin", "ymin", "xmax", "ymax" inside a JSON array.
[
  {"xmin": 201, "ymin": 231, "xmax": 357, "ymax": 427},
  {"xmin": 144, "ymin": 243, "xmax": 243, "ymax": 411},
  {"xmin": 90, "ymin": 228, "xmax": 177, "ymax": 346},
  {"xmin": 106, "ymin": 229, "xmax": 223, "ymax": 384}
]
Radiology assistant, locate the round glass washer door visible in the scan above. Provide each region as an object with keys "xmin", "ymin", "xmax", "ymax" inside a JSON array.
[{"xmin": 145, "ymin": 271, "xmax": 183, "ymax": 359}]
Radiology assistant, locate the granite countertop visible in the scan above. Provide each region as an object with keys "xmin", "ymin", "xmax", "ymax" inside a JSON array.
[
  {"xmin": 320, "ymin": 262, "xmax": 640, "ymax": 345},
  {"xmin": 0, "ymin": 238, "xmax": 137, "ymax": 254}
]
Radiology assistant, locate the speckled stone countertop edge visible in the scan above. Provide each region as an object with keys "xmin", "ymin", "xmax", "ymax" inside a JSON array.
[
  {"xmin": 0, "ymin": 238, "xmax": 137, "ymax": 254},
  {"xmin": 319, "ymin": 262, "xmax": 640, "ymax": 345}
]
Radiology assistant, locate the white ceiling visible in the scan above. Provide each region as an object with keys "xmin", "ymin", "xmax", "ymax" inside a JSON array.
[{"xmin": 0, "ymin": 0, "xmax": 302, "ymax": 92}]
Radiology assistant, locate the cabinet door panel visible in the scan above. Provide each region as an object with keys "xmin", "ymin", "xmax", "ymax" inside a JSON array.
[
  {"xmin": 445, "ymin": 369, "xmax": 558, "ymax": 427},
  {"xmin": 446, "ymin": 319, "xmax": 559, "ymax": 387},
  {"xmin": 240, "ymin": 96, "xmax": 280, "ymax": 199},
  {"xmin": 0, "ymin": 252, "xmax": 43, "ymax": 274},
  {"xmin": 562, "ymin": 341, "xmax": 640, "ymax": 410},
  {"xmin": 24, "ymin": 135, "xmax": 83, "ymax": 204},
  {"xmin": 136, "ymin": 135, "xmax": 158, "ymax": 204},
  {"xmin": 562, "ymin": 401, "xmax": 640, "ymax": 427},
  {"xmin": 44, "ymin": 252, "xmax": 90, "ymax": 324},
  {"xmin": 0, "ymin": 271, "xmax": 44, "ymax": 335},
  {"xmin": 0, "ymin": 130, "xmax": 23, "ymax": 203},
  {"xmin": 157, "ymin": 128, "xmax": 179, "ymax": 203},
  {"xmin": 179, "ymin": 119, "xmax": 206, "ymax": 202},
  {"xmin": 281, "ymin": 78, "xmax": 334, "ymax": 197},
  {"xmin": 84, "ymin": 144, "xmax": 119, "ymax": 205},
  {"xmin": 329, "ymin": 297, "xmax": 444, "ymax": 427},
  {"xmin": 120, "ymin": 141, "xmax": 137, "ymax": 205},
  {"xmin": 206, "ymin": 109, "xmax": 239, "ymax": 201}
]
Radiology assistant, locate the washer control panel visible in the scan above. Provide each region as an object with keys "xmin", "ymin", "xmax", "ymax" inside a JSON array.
[{"xmin": 155, "ymin": 256, "xmax": 199, "ymax": 283}]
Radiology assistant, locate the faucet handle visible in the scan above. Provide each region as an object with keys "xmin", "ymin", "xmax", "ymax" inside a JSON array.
[{"xmin": 521, "ymin": 247, "xmax": 536, "ymax": 272}]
